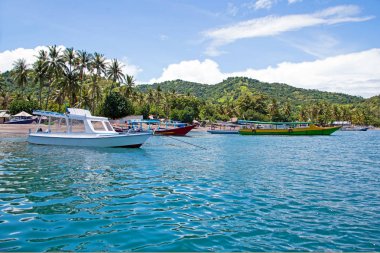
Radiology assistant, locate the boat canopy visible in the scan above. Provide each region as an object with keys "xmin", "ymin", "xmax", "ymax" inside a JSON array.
[
  {"xmin": 238, "ymin": 120, "xmax": 313, "ymax": 125},
  {"xmin": 33, "ymin": 109, "xmax": 109, "ymax": 121},
  {"xmin": 128, "ymin": 119, "xmax": 161, "ymax": 124}
]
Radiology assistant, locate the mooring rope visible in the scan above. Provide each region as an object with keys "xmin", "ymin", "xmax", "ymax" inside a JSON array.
[{"xmin": 165, "ymin": 136, "xmax": 207, "ymax": 150}]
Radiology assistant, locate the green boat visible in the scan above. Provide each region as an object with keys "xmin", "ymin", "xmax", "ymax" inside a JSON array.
[{"xmin": 238, "ymin": 121, "xmax": 341, "ymax": 135}]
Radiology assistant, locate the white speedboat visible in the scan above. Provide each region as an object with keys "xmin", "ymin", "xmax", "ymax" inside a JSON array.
[{"xmin": 28, "ymin": 108, "xmax": 152, "ymax": 148}]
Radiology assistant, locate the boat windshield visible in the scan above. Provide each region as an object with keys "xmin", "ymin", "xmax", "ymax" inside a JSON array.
[
  {"xmin": 91, "ymin": 121, "xmax": 106, "ymax": 131},
  {"xmin": 104, "ymin": 121, "xmax": 114, "ymax": 131},
  {"xmin": 70, "ymin": 119, "xmax": 86, "ymax": 133}
]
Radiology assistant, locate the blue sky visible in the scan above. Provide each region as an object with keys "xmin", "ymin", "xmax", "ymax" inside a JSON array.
[{"xmin": 1, "ymin": 0, "xmax": 379, "ymax": 97}]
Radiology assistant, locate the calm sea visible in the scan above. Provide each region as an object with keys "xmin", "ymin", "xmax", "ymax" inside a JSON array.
[{"xmin": 1, "ymin": 131, "xmax": 379, "ymax": 251}]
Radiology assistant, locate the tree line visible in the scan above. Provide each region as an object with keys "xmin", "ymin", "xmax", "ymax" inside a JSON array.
[{"xmin": 0, "ymin": 46, "xmax": 379, "ymax": 126}]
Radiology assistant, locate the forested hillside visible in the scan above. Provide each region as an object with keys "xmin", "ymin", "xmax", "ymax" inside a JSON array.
[{"xmin": 138, "ymin": 77, "xmax": 364, "ymax": 105}]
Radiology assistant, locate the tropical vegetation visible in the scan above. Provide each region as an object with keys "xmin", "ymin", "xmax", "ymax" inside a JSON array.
[{"xmin": 0, "ymin": 45, "xmax": 379, "ymax": 126}]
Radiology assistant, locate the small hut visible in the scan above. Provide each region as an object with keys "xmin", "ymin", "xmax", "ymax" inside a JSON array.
[{"xmin": 0, "ymin": 110, "xmax": 10, "ymax": 124}]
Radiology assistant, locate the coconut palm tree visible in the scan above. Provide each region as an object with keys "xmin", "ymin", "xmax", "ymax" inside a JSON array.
[
  {"xmin": 33, "ymin": 50, "xmax": 49, "ymax": 108},
  {"xmin": 267, "ymin": 98, "xmax": 279, "ymax": 121},
  {"xmin": 63, "ymin": 66, "xmax": 79, "ymax": 106},
  {"xmin": 106, "ymin": 59, "xmax": 125, "ymax": 93},
  {"xmin": 76, "ymin": 50, "xmax": 93, "ymax": 105},
  {"xmin": 44, "ymin": 45, "xmax": 66, "ymax": 110},
  {"xmin": 92, "ymin": 52, "xmax": 107, "ymax": 77},
  {"xmin": 123, "ymin": 74, "xmax": 135, "ymax": 98},
  {"xmin": 11, "ymin": 58, "xmax": 29, "ymax": 98},
  {"xmin": 0, "ymin": 74, "xmax": 5, "ymax": 93},
  {"xmin": 63, "ymin": 48, "xmax": 76, "ymax": 72},
  {"xmin": 88, "ymin": 75, "xmax": 103, "ymax": 113},
  {"xmin": 88, "ymin": 52, "xmax": 106, "ymax": 112}
]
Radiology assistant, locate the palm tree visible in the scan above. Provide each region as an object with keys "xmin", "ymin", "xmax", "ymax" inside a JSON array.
[
  {"xmin": 267, "ymin": 98, "xmax": 279, "ymax": 121},
  {"xmin": 88, "ymin": 75, "xmax": 103, "ymax": 113},
  {"xmin": 281, "ymin": 102, "xmax": 292, "ymax": 121},
  {"xmin": 155, "ymin": 85, "xmax": 163, "ymax": 109},
  {"xmin": 0, "ymin": 74, "xmax": 5, "ymax": 93},
  {"xmin": 123, "ymin": 75, "xmax": 135, "ymax": 98},
  {"xmin": 106, "ymin": 59, "xmax": 125, "ymax": 93},
  {"xmin": 63, "ymin": 48, "xmax": 76, "ymax": 72},
  {"xmin": 146, "ymin": 89, "xmax": 155, "ymax": 106},
  {"xmin": 33, "ymin": 50, "xmax": 49, "ymax": 108},
  {"xmin": 63, "ymin": 66, "xmax": 79, "ymax": 106},
  {"xmin": 92, "ymin": 52, "xmax": 107, "ymax": 77},
  {"xmin": 76, "ymin": 50, "xmax": 93, "ymax": 105},
  {"xmin": 45, "ymin": 45, "xmax": 66, "ymax": 110},
  {"xmin": 11, "ymin": 58, "xmax": 29, "ymax": 98},
  {"xmin": 87, "ymin": 52, "xmax": 107, "ymax": 112}
]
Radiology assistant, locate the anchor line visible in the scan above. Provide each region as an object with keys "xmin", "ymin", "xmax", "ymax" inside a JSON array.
[{"xmin": 165, "ymin": 136, "xmax": 207, "ymax": 150}]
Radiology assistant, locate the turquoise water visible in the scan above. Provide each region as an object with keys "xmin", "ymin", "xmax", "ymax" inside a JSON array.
[{"xmin": 0, "ymin": 131, "xmax": 379, "ymax": 251}]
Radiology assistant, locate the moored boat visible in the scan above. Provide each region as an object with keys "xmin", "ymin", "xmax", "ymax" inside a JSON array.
[
  {"xmin": 207, "ymin": 122, "xmax": 239, "ymax": 134},
  {"xmin": 5, "ymin": 111, "xmax": 37, "ymax": 124},
  {"xmin": 238, "ymin": 121, "xmax": 341, "ymax": 135},
  {"xmin": 341, "ymin": 126, "xmax": 369, "ymax": 131},
  {"xmin": 28, "ymin": 108, "xmax": 152, "ymax": 148},
  {"xmin": 154, "ymin": 122, "xmax": 196, "ymax": 136},
  {"xmin": 125, "ymin": 119, "xmax": 196, "ymax": 136}
]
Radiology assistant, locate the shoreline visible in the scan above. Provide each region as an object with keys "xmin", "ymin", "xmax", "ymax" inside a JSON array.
[{"xmin": 0, "ymin": 124, "xmax": 379, "ymax": 137}]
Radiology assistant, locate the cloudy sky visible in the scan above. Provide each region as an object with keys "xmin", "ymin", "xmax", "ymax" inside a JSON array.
[{"xmin": 1, "ymin": 0, "xmax": 379, "ymax": 97}]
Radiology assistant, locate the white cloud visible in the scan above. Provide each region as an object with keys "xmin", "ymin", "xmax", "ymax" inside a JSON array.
[
  {"xmin": 120, "ymin": 57, "xmax": 143, "ymax": 77},
  {"xmin": 253, "ymin": 0, "xmax": 276, "ymax": 10},
  {"xmin": 149, "ymin": 59, "xmax": 224, "ymax": 84},
  {"xmin": 203, "ymin": 5, "xmax": 373, "ymax": 56},
  {"xmin": 0, "ymin": 46, "xmax": 64, "ymax": 72},
  {"xmin": 288, "ymin": 0, "xmax": 302, "ymax": 4},
  {"xmin": 149, "ymin": 48, "xmax": 380, "ymax": 98}
]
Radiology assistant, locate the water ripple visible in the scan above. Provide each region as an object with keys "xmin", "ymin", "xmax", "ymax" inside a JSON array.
[{"xmin": 0, "ymin": 132, "xmax": 380, "ymax": 251}]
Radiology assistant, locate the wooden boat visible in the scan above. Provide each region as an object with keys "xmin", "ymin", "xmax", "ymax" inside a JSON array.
[
  {"xmin": 238, "ymin": 121, "xmax": 341, "ymax": 135},
  {"xmin": 125, "ymin": 119, "xmax": 196, "ymax": 136},
  {"xmin": 155, "ymin": 123, "xmax": 196, "ymax": 136},
  {"xmin": 207, "ymin": 122, "xmax": 239, "ymax": 134},
  {"xmin": 341, "ymin": 126, "xmax": 369, "ymax": 131},
  {"xmin": 28, "ymin": 108, "xmax": 152, "ymax": 148}
]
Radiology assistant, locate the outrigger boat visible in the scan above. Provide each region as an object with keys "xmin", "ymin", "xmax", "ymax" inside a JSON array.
[
  {"xmin": 28, "ymin": 108, "xmax": 152, "ymax": 148},
  {"xmin": 125, "ymin": 119, "xmax": 196, "ymax": 136},
  {"xmin": 238, "ymin": 121, "xmax": 341, "ymax": 135},
  {"xmin": 207, "ymin": 122, "xmax": 239, "ymax": 134}
]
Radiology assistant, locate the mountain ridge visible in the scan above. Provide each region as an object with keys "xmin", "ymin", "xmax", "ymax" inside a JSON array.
[{"xmin": 137, "ymin": 77, "xmax": 368, "ymax": 105}]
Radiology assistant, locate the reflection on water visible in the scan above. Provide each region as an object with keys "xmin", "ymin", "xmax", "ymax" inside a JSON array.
[{"xmin": 1, "ymin": 131, "xmax": 380, "ymax": 251}]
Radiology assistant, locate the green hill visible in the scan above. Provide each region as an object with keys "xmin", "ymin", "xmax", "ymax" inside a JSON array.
[{"xmin": 138, "ymin": 77, "xmax": 365, "ymax": 105}]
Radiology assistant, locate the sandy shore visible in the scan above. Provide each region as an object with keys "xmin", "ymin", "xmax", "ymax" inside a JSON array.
[{"xmin": 0, "ymin": 124, "xmax": 35, "ymax": 135}]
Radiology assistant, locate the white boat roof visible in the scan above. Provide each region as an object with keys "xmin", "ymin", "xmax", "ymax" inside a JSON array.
[{"xmin": 33, "ymin": 108, "xmax": 109, "ymax": 121}]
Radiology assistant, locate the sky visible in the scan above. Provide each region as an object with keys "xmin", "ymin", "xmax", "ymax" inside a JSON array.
[{"xmin": 0, "ymin": 0, "xmax": 379, "ymax": 98}]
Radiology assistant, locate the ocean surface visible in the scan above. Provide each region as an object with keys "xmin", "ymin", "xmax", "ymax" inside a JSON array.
[{"xmin": 0, "ymin": 131, "xmax": 379, "ymax": 251}]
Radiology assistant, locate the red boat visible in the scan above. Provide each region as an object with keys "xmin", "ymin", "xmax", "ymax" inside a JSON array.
[{"xmin": 154, "ymin": 124, "xmax": 196, "ymax": 136}]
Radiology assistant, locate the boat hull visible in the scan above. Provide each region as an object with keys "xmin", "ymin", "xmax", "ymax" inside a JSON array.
[
  {"xmin": 154, "ymin": 124, "xmax": 196, "ymax": 136},
  {"xmin": 5, "ymin": 118, "xmax": 37, "ymax": 124},
  {"xmin": 239, "ymin": 126, "xmax": 341, "ymax": 135},
  {"xmin": 27, "ymin": 133, "xmax": 152, "ymax": 148},
  {"xmin": 207, "ymin": 130, "xmax": 238, "ymax": 134}
]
